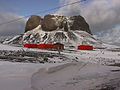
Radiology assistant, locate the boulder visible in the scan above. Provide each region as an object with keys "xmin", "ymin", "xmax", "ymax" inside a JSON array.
[
  {"xmin": 41, "ymin": 14, "xmax": 58, "ymax": 31},
  {"xmin": 25, "ymin": 15, "xmax": 43, "ymax": 32},
  {"xmin": 70, "ymin": 15, "xmax": 92, "ymax": 34}
]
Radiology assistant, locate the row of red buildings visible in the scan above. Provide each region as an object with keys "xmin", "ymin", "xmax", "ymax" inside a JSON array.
[
  {"xmin": 24, "ymin": 43, "xmax": 93, "ymax": 50},
  {"xmin": 24, "ymin": 43, "xmax": 64, "ymax": 50}
]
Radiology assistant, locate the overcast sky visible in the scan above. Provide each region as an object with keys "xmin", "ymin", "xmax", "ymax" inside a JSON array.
[
  {"xmin": 0, "ymin": 0, "xmax": 120, "ymax": 45},
  {"xmin": 57, "ymin": 0, "xmax": 120, "ymax": 44}
]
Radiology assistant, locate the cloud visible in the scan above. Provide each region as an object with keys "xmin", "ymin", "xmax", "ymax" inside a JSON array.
[
  {"xmin": 81, "ymin": 0, "xmax": 120, "ymax": 33},
  {"xmin": 0, "ymin": 12, "xmax": 26, "ymax": 36},
  {"xmin": 57, "ymin": 0, "xmax": 81, "ymax": 16},
  {"xmin": 57, "ymin": 0, "xmax": 120, "ymax": 33},
  {"xmin": 99, "ymin": 26, "xmax": 120, "ymax": 45},
  {"xmin": 57, "ymin": 0, "xmax": 120, "ymax": 45}
]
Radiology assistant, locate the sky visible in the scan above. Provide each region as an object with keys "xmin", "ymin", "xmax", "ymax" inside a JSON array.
[
  {"xmin": 0, "ymin": 0, "xmax": 59, "ymax": 36},
  {"xmin": 0, "ymin": 0, "xmax": 120, "ymax": 45},
  {"xmin": 0, "ymin": 0, "xmax": 59, "ymax": 16}
]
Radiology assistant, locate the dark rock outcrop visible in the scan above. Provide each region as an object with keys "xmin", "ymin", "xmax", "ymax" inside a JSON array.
[
  {"xmin": 25, "ymin": 15, "xmax": 43, "ymax": 32},
  {"xmin": 25, "ymin": 14, "xmax": 92, "ymax": 34},
  {"xmin": 67, "ymin": 31, "xmax": 78, "ymax": 41},
  {"xmin": 54, "ymin": 32, "xmax": 67, "ymax": 40},
  {"xmin": 70, "ymin": 15, "xmax": 91, "ymax": 34},
  {"xmin": 41, "ymin": 14, "xmax": 58, "ymax": 31}
]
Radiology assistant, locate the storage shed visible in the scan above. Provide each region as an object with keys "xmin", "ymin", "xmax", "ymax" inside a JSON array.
[
  {"xmin": 78, "ymin": 45, "xmax": 93, "ymax": 50},
  {"xmin": 37, "ymin": 44, "xmax": 54, "ymax": 50},
  {"xmin": 24, "ymin": 44, "xmax": 38, "ymax": 48}
]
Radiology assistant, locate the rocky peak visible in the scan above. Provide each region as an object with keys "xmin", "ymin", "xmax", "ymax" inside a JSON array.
[
  {"xmin": 25, "ymin": 14, "xmax": 92, "ymax": 34},
  {"xmin": 69, "ymin": 15, "xmax": 91, "ymax": 34},
  {"xmin": 41, "ymin": 14, "xmax": 58, "ymax": 31},
  {"xmin": 25, "ymin": 15, "xmax": 43, "ymax": 32}
]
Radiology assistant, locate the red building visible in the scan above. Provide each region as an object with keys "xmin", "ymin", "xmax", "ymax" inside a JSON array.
[
  {"xmin": 78, "ymin": 45, "xmax": 93, "ymax": 50},
  {"xmin": 37, "ymin": 44, "xmax": 54, "ymax": 50},
  {"xmin": 24, "ymin": 43, "xmax": 64, "ymax": 51},
  {"xmin": 24, "ymin": 44, "xmax": 38, "ymax": 48}
]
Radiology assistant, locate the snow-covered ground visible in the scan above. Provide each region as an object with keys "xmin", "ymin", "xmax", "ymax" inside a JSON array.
[
  {"xmin": 0, "ymin": 61, "xmax": 64, "ymax": 90},
  {"xmin": 0, "ymin": 44, "xmax": 23, "ymax": 51},
  {"xmin": 0, "ymin": 61, "xmax": 120, "ymax": 90},
  {"xmin": 0, "ymin": 44, "xmax": 120, "ymax": 90},
  {"xmin": 31, "ymin": 63, "xmax": 120, "ymax": 90}
]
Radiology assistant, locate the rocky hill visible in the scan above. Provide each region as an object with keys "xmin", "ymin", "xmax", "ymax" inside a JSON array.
[{"xmin": 3, "ymin": 14, "xmax": 103, "ymax": 49}]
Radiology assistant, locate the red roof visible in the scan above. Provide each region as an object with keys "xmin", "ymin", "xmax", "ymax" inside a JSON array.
[
  {"xmin": 24, "ymin": 44, "xmax": 38, "ymax": 48},
  {"xmin": 24, "ymin": 43, "xmax": 64, "ymax": 50},
  {"xmin": 37, "ymin": 44, "xmax": 54, "ymax": 49},
  {"xmin": 78, "ymin": 45, "xmax": 93, "ymax": 50}
]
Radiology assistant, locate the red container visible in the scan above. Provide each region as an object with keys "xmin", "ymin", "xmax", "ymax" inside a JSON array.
[
  {"xmin": 24, "ymin": 44, "xmax": 38, "ymax": 48},
  {"xmin": 24, "ymin": 43, "xmax": 64, "ymax": 50},
  {"xmin": 78, "ymin": 45, "xmax": 93, "ymax": 50},
  {"xmin": 37, "ymin": 44, "xmax": 54, "ymax": 49}
]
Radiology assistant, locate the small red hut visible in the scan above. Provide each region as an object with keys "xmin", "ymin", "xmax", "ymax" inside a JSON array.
[{"xmin": 78, "ymin": 45, "xmax": 93, "ymax": 50}]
